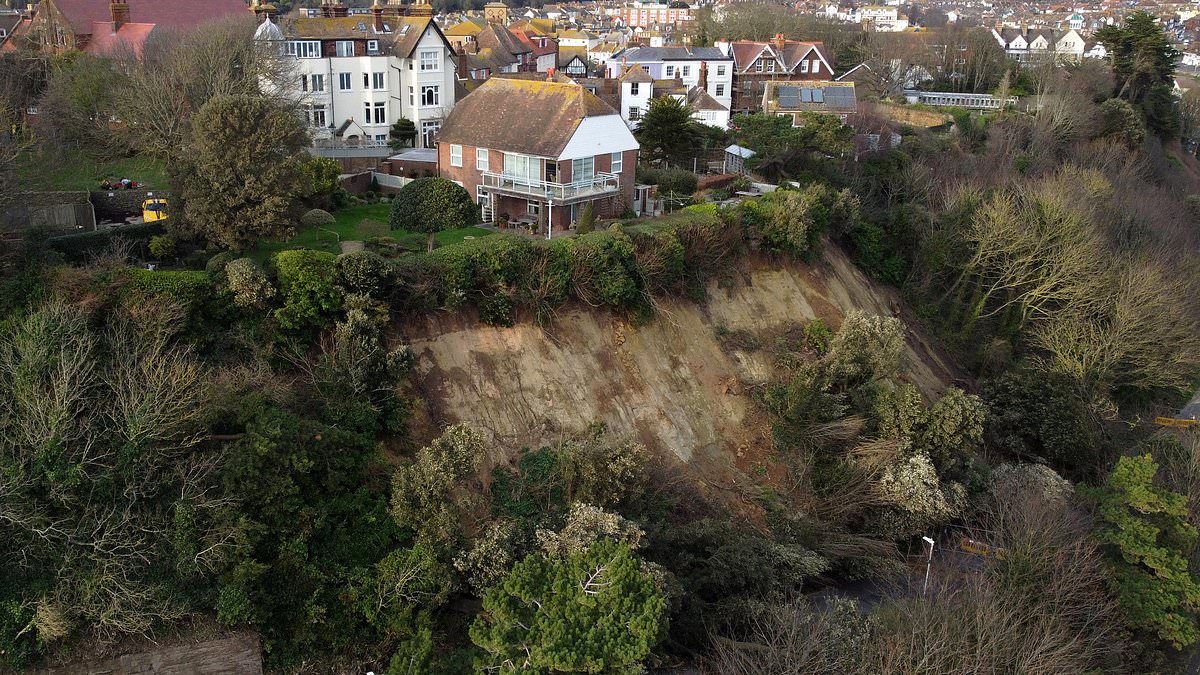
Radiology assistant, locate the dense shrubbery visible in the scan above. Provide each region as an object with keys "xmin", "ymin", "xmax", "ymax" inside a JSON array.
[
  {"xmin": 389, "ymin": 178, "xmax": 480, "ymax": 252},
  {"xmin": 47, "ymin": 221, "xmax": 165, "ymax": 262}
]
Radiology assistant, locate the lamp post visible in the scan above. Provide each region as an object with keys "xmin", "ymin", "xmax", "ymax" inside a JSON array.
[{"xmin": 921, "ymin": 535, "xmax": 935, "ymax": 597}]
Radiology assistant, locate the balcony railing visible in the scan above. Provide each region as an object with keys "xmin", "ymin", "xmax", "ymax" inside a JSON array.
[{"xmin": 480, "ymin": 171, "xmax": 620, "ymax": 203}]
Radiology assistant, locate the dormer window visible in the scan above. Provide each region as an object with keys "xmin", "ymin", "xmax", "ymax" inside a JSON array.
[
  {"xmin": 336, "ymin": 40, "xmax": 355, "ymax": 57},
  {"xmin": 368, "ymin": 39, "xmax": 380, "ymax": 52}
]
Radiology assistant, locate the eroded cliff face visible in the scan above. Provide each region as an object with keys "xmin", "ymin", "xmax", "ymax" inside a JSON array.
[{"xmin": 399, "ymin": 246, "xmax": 962, "ymax": 473}]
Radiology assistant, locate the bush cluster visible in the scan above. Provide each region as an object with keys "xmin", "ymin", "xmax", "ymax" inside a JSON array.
[{"xmin": 48, "ymin": 222, "xmax": 166, "ymax": 263}]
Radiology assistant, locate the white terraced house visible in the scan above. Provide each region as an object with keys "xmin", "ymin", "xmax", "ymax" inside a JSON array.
[{"xmin": 257, "ymin": 0, "xmax": 458, "ymax": 151}]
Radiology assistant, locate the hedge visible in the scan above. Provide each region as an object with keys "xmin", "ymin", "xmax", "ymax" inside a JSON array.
[
  {"xmin": 123, "ymin": 268, "xmax": 213, "ymax": 307},
  {"xmin": 48, "ymin": 222, "xmax": 166, "ymax": 263}
]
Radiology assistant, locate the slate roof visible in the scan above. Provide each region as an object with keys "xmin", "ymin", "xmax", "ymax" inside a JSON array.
[
  {"xmin": 51, "ymin": 0, "xmax": 246, "ymax": 36},
  {"xmin": 614, "ymin": 45, "xmax": 732, "ymax": 62},
  {"xmin": 618, "ymin": 64, "xmax": 653, "ymax": 83},
  {"xmin": 437, "ymin": 78, "xmax": 618, "ymax": 158},
  {"xmin": 687, "ymin": 86, "xmax": 727, "ymax": 112}
]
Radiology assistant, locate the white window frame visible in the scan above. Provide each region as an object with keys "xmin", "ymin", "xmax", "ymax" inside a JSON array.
[
  {"xmin": 450, "ymin": 144, "xmax": 463, "ymax": 167},
  {"xmin": 571, "ymin": 156, "xmax": 594, "ymax": 182},
  {"xmin": 755, "ymin": 60, "xmax": 764, "ymax": 72},
  {"xmin": 527, "ymin": 201, "xmax": 541, "ymax": 217},
  {"xmin": 421, "ymin": 85, "xmax": 440, "ymax": 107},
  {"xmin": 800, "ymin": 60, "xmax": 809, "ymax": 73},
  {"xmin": 338, "ymin": 72, "xmax": 352, "ymax": 91},
  {"xmin": 367, "ymin": 39, "xmax": 380, "ymax": 53},
  {"xmin": 419, "ymin": 49, "xmax": 441, "ymax": 71},
  {"xmin": 308, "ymin": 104, "xmax": 327, "ymax": 128},
  {"xmin": 286, "ymin": 40, "xmax": 321, "ymax": 58},
  {"xmin": 628, "ymin": 106, "xmax": 640, "ymax": 120},
  {"xmin": 310, "ymin": 74, "xmax": 325, "ymax": 92},
  {"xmin": 372, "ymin": 101, "xmax": 386, "ymax": 124},
  {"xmin": 630, "ymin": 82, "xmax": 640, "ymax": 96},
  {"xmin": 715, "ymin": 84, "xmax": 724, "ymax": 97},
  {"xmin": 716, "ymin": 64, "xmax": 726, "ymax": 76},
  {"xmin": 682, "ymin": 65, "xmax": 691, "ymax": 77},
  {"xmin": 335, "ymin": 40, "xmax": 355, "ymax": 57},
  {"xmin": 665, "ymin": 65, "xmax": 675, "ymax": 77},
  {"xmin": 476, "ymin": 148, "xmax": 489, "ymax": 171},
  {"xmin": 811, "ymin": 59, "xmax": 820, "ymax": 73},
  {"xmin": 611, "ymin": 151, "xmax": 623, "ymax": 174},
  {"xmin": 372, "ymin": 72, "xmax": 385, "ymax": 90}
]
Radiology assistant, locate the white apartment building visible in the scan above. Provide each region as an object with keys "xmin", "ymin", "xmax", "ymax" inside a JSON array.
[
  {"xmin": 992, "ymin": 27, "xmax": 1085, "ymax": 65},
  {"xmin": 264, "ymin": 9, "xmax": 458, "ymax": 150},
  {"xmin": 605, "ymin": 46, "xmax": 734, "ymax": 111}
]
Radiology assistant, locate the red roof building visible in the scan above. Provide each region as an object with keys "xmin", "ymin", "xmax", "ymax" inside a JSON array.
[{"xmin": 14, "ymin": 0, "xmax": 249, "ymax": 56}]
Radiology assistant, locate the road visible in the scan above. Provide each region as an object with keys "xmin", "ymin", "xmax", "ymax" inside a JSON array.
[{"xmin": 1181, "ymin": 390, "xmax": 1200, "ymax": 422}]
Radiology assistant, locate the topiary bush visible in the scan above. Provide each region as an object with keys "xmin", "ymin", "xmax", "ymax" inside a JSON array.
[
  {"xmin": 334, "ymin": 250, "xmax": 396, "ymax": 299},
  {"xmin": 389, "ymin": 178, "xmax": 481, "ymax": 252},
  {"xmin": 300, "ymin": 209, "xmax": 336, "ymax": 228}
]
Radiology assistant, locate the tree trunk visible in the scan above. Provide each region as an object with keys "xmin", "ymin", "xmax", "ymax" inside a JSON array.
[{"xmin": 426, "ymin": 232, "xmax": 435, "ymax": 252}]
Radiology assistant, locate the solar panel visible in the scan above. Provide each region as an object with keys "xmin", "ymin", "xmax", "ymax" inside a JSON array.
[
  {"xmin": 777, "ymin": 86, "xmax": 801, "ymax": 108},
  {"xmin": 824, "ymin": 86, "xmax": 856, "ymax": 109}
]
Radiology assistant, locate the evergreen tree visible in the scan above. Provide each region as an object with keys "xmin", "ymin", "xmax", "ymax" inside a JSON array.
[
  {"xmin": 389, "ymin": 118, "xmax": 418, "ymax": 150},
  {"xmin": 178, "ymin": 95, "xmax": 310, "ymax": 249},
  {"xmin": 635, "ymin": 97, "xmax": 703, "ymax": 163},
  {"xmin": 1086, "ymin": 454, "xmax": 1200, "ymax": 648},
  {"xmin": 470, "ymin": 540, "xmax": 666, "ymax": 673},
  {"xmin": 1097, "ymin": 11, "xmax": 1181, "ymax": 137}
]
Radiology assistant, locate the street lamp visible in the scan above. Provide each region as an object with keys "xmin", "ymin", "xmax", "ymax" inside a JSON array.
[{"xmin": 921, "ymin": 536, "xmax": 935, "ymax": 597}]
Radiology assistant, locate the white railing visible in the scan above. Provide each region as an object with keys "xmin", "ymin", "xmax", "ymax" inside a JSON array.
[
  {"xmin": 480, "ymin": 171, "xmax": 619, "ymax": 202},
  {"xmin": 313, "ymin": 138, "xmax": 391, "ymax": 149}
]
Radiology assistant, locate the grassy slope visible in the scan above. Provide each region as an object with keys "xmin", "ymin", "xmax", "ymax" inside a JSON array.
[{"xmin": 17, "ymin": 151, "xmax": 169, "ymax": 192}]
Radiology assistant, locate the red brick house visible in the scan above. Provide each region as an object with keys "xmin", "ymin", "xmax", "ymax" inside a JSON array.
[
  {"xmin": 437, "ymin": 77, "xmax": 641, "ymax": 234},
  {"xmin": 11, "ymin": 0, "xmax": 247, "ymax": 56},
  {"xmin": 723, "ymin": 35, "xmax": 834, "ymax": 115}
]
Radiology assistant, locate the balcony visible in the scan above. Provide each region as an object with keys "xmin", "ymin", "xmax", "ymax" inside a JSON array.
[{"xmin": 480, "ymin": 171, "xmax": 620, "ymax": 204}]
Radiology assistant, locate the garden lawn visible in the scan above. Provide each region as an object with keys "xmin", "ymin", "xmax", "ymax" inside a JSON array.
[
  {"xmin": 250, "ymin": 201, "xmax": 492, "ymax": 259},
  {"xmin": 17, "ymin": 151, "xmax": 169, "ymax": 192}
]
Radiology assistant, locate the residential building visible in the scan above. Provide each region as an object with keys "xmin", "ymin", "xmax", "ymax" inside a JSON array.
[
  {"xmin": 437, "ymin": 77, "xmax": 641, "ymax": 232},
  {"xmin": 617, "ymin": 2, "xmax": 692, "ymax": 29},
  {"xmin": 605, "ymin": 46, "xmax": 734, "ymax": 111},
  {"xmin": 859, "ymin": 6, "xmax": 909, "ymax": 32},
  {"xmin": 722, "ymin": 35, "xmax": 834, "ymax": 114},
  {"xmin": 611, "ymin": 63, "xmax": 729, "ymax": 129},
  {"xmin": 992, "ymin": 27, "xmax": 1085, "ymax": 64},
  {"xmin": 271, "ymin": 0, "xmax": 458, "ymax": 151},
  {"xmin": 761, "ymin": 80, "xmax": 858, "ymax": 123},
  {"xmin": 10, "ymin": 0, "xmax": 247, "ymax": 56}
]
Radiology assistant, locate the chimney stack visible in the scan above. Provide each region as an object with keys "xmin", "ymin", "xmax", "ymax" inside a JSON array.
[
  {"xmin": 456, "ymin": 43, "xmax": 468, "ymax": 79},
  {"xmin": 110, "ymin": 0, "xmax": 130, "ymax": 31},
  {"xmin": 547, "ymin": 67, "xmax": 556, "ymax": 80},
  {"xmin": 372, "ymin": 0, "xmax": 384, "ymax": 31},
  {"xmin": 698, "ymin": 60, "xmax": 707, "ymax": 90},
  {"xmin": 773, "ymin": 32, "xmax": 786, "ymax": 51}
]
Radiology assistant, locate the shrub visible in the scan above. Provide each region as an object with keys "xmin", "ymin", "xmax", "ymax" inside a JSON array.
[
  {"xmin": 639, "ymin": 166, "xmax": 699, "ymax": 197},
  {"xmin": 334, "ymin": 250, "xmax": 396, "ymax": 299},
  {"xmin": 389, "ymin": 178, "xmax": 480, "ymax": 251},
  {"xmin": 48, "ymin": 222, "xmax": 165, "ymax": 263},
  {"xmin": 149, "ymin": 235, "xmax": 177, "ymax": 260},
  {"xmin": 300, "ymin": 209, "xmax": 336, "ymax": 228},
  {"xmin": 205, "ymin": 250, "xmax": 240, "ymax": 282},
  {"xmin": 575, "ymin": 202, "xmax": 596, "ymax": 234},
  {"xmin": 983, "ymin": 367, "xmax": 1100, "ymax": 475},
  {"xmin": 274, "ymin": 250, "xmax": 342, "ymax": 330},
  {"xmin": 803, "ymin": 318, "xmax": 833, "ymax": 354},
  {"xmin": 123, "ymin": 268, "xmax": 212, "ymax": 307},
  {"xmin": 566, "ymin": 228, "xmax": 642, "ymax": 310},
  {"xmin": 225, "ymin": 258, "xmax": 275, "ymax": 308},
  {"xmin": 429, "ymin": 235, "xmax": 532, "ymax": 324}
]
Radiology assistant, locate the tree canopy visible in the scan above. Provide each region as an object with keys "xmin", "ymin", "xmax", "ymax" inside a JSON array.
[{"xmin": 389, "ymin": 177, "xmax": 480, "ymax": 251}]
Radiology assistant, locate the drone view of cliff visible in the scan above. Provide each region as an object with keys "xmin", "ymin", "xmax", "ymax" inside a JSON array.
[{"xmin": 1, "ymin": 0, "xmax": 1199, "ymax": 673}]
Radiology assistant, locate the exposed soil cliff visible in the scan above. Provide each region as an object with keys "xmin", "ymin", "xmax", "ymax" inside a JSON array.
[{"xmin": 399, "ymin": 245, "xmax": 963, "ymax": 491}]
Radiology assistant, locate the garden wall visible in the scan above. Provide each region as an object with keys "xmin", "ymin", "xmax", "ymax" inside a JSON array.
[{"xmin": 90, "ymin": 188, "xmax": 171, "ymax": 220}]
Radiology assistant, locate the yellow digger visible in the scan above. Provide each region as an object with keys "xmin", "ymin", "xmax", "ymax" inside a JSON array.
[{"xmin": 141, "ymin": 198, "xmax": 169, "ymax": 223}]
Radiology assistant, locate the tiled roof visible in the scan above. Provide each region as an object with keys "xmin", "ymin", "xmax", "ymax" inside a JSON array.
[
  {"xmin": 618, "ymin": 64, "xmax": 653, "ymax": 83},
  {"xmin": 85, "ymin": 20, "xmax": 155, "ymax": 56},
  {"xmin": 687, "ymin": 86, "xmax": 727, "ymax": 111},
  {"xmin": 51, "ymin": 0, "xmax": 246, "ymax": 36},
  {"xmin": 437, "ymin": 78, "xmax": 618, "ymax": 158}
]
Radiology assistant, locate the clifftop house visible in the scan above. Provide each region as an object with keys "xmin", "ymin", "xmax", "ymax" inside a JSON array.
[{"xmin": 437, "ymin": 77, "xmax": 643, "ymax": 233}]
